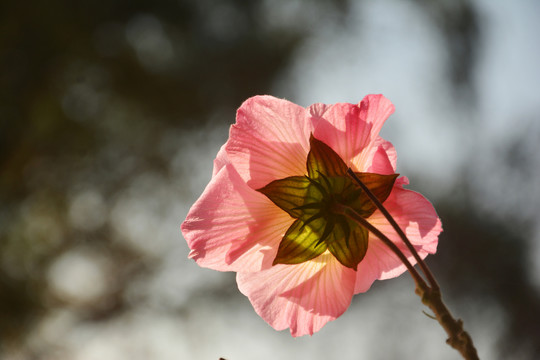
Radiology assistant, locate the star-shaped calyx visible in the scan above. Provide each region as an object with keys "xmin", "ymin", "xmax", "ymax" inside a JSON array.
[{"xmin": 257, "ymin": 135, "xmax": 398, "ymax": 270}]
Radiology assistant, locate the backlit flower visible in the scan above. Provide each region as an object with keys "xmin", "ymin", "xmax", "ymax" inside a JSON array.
[{"xmin": 181, "ymin": 94, "xmax": 442, "ymax": 336}]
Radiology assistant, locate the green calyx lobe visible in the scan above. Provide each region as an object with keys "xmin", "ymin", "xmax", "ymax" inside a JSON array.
[{"xmin": 257, "ymin": 135, "xmax": 398, "ymax": 270}]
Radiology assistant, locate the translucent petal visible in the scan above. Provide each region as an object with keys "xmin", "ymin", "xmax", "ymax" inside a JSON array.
[
  {"xmin": 326, "ymin": 220, "xmax": 368, "ymax": 270},
  {"xmin": 306, "ymin": 135, "xmax": 348, "ymax": 178},
  {"xmin": 237, "ymin": 252, "xmax": 356, "ymax": 336},
  {"xmin": 354, "ymin": 185, "xmax": 442, "ymax": 293},
  {"xmin": 257, "ymin": 176, "xmax": 311, "ymax": 218},
  {"xmin": 307, "ymin": 102, "xmax": 330, "ymax": 120},
  {"xmin": 273, "ymin": 219, "xmax": 328, "ymax": 265},
  {"xmin": 312, "ymin": 94, "xmax": 395, "ymax": 167},
  {"xmin": 212, "ymin": 143, "xmax": 228, "ymax": 177},
  {"xmin": 225, "ymin": 96, "xmax": 314, "ymax": 189},
  {"xmin": 348, "ymin": 172, "xmax": 399, "ymax": 218},
  {"xmin": 182, "ymin": 164, "xmax": 292, "ymax": 272},
  {"xmin": 351, "ymin": 136, "xmax": 397, "ymax": 174}
]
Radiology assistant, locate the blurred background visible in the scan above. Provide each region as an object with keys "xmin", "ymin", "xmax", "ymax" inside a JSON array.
[{"xmin": 1, "ymin": 0, "xmax": 539, "ymax": 359}]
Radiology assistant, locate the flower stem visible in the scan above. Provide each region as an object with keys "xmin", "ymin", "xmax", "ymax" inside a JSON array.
[
  {"xmin": 419, "ymin": 287, "xmax": 480, "ymax": 360},
  {"xmin": 347, "ymin": 169, "xmax": 439, "ymax": 290},
  {"xmin": 332, "ymin": 203, "xmax": 427, "ymax": 290},
  {"xmin": 341, "ymin": 169, "xmax": 479, "ymax": 360}
]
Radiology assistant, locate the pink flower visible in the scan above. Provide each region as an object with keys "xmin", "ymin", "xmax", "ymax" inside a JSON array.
[{"xmin": 181, "ymin": 94, "xmax": 442, "ymax": 336}]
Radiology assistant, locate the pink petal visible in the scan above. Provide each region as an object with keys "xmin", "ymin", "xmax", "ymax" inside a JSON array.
[
  {"xmin": 182, "ymin": 164, "xmax": 292, "ymax": 272},
  {"xmin": 354, "ymin": 184, "xmax": 442, "ymax": 293},
  {"xmin": 312, "ymin": 94, "xmax": 395, "ymax": 167},
  {"xmin": 354, "ymin": 236, "xmax": 413, "ymax": 293},
  {"xmin": 351, "ymin": 136, "xmax": 397, "ymax": 174},
  {"xmin": 225, "ymin": 96, "xmax": 314, "ymax": 189},
  {"xmin": 237, "ymin": 252, "xmax": 356, "ymax": 337},
  {"xmin": 307, "ymin": 102, "xmax": 330, "ymax": 119},
  {"xmin": 358, "ymin": 94, "xmax": 395, "ymax": 145},
  {"xmin": 212, "ymin": 143, "xmax": 228, "ymax": 177}
]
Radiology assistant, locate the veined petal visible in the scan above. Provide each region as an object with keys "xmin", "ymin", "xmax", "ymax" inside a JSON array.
[
  {"xmin": 371, "ymin": 185, "xmax": 441, "ymax": 252},
  {"xmin": 358, "ymin": 94, "xmax": 395, "ymax": 145},
  {"xmin": 257, "ymin": 176, "xmax": 311, "ymax": 218},
  {"xmin": 348, "ymin": 172, "xmax": 398, "ymax": 218},
  {"xmin": 181, "ymin": 164, "xmax": 292, "ymax": 272},
  {"xmin": 354, "ymin": 184, "xmax": 442, "ymax": 293},
  {"xmin": 326, "ymin": 220, "xmax": 368, "ymax": 270},
  {"xmin": 306, "ymin": 135, "xmax": 348, "ymax": 178},
  {"xmin": 273, "ymin": 218, "xmax": 328, "ymax": 265},
  {"xmin": 237, "ymin": 252, "xmax": 356, "ymax": 337},
  {"xmin": 212, "ymin": 143, "xmax": 229, "ymax": 177},
  {"xmin": 307, "ymin": 102, "xmax": 330, "ymax": 120},
  {"xmin": 351, "ymin": 136, "xmax": 397, "ymax": 174},
  {"xmin": 226, "ymin": 96, "xmax": 314, "ymax": 189},
  {"xmin": 354, "ymin": 235, "xmax": 413, "ymax": 293},
  {"xmin": 312, "ymin": 94, "xmax": 395, "ymax": 166}
]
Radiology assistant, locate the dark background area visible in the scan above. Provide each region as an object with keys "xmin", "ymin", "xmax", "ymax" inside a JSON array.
[{"xmin": 1, "ymin": 0, "xmax": 539, "ymax": 359}]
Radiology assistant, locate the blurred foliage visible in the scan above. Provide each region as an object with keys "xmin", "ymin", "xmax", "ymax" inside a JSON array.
[
  {"xmin": 434, "ymin": 198, "xmax": 540, "ymax": 358},
  {"xmin": 417, "ymin": 0, "xmax": 479, "ymax": 96},
  {"xmin": 0, "ymin": 0, "xmax": 538, "ymax": 359},
  {"xmin": 0, "ymin": 0, "xmax": 349, "ymax": 354}
]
